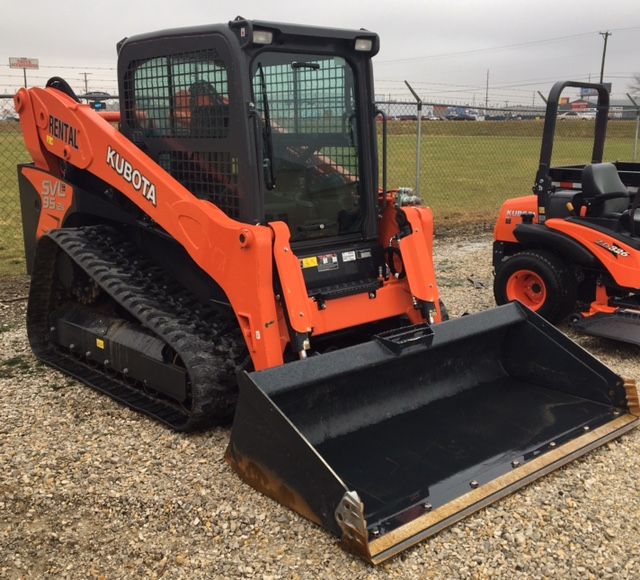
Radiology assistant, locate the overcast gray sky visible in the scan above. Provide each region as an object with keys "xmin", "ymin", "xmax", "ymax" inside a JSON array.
[{"xmin": 2, "ymin": 0, "xmax": 639, "ymax": 105}]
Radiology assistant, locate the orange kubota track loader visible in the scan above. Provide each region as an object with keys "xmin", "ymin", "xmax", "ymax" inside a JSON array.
[{"xmin": 15, "ymin": 22, "xmax": 639, "ymax": 564}]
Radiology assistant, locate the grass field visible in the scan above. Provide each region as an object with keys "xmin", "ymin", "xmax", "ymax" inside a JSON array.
[
  {"xmin": 384, "ymin": 119, "xmax": 638, "ymax": 224},
  {"xmin": 1, "ymin": 118, "xmax": 637, "ymax": 274}
]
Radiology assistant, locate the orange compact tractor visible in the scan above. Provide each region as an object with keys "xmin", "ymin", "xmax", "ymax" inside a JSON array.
[
  {"xmin": 494, "ymin": 81, "xmax": 640, "ymax": 345},
  {"xmin": 16, "ymin": 25, "xmax": 639, "ymax": 563}
]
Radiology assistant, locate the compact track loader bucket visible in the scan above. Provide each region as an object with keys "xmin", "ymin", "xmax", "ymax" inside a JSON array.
[{"xmin": 226, "ymin": 303, "xmax": 639, "ymax": 564}]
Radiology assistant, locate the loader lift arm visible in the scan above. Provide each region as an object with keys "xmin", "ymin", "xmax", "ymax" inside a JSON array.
[{"xmin": 17, "ymin": 85, "xmax": 285, "ymax": 370}]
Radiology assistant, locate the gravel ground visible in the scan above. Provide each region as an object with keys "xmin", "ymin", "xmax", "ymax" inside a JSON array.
[{"xmin": 1, "ymin": 232, "xmax": 639, "ymax": 579}]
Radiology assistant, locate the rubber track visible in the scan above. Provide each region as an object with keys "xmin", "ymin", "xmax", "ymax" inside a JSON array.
[{"xmin": 27, "ymin": 225, "xmax": 245, "ymax": 431}]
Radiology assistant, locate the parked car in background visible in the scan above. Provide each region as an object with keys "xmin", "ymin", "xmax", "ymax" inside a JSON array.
[
  {"xmin": 558, "ymin": 110, "xmax": 596, "ymax": 120},
  {"xmin": 445, "ymin": 106, "xmax": 483, "ymax": 120}
]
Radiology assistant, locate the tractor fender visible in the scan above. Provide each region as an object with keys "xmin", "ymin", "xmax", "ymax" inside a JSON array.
[{"xmin": 511, "ymin": 223, "xmax": 600, "ymax": 268}]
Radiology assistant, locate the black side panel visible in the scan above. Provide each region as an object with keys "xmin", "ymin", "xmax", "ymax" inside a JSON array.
[
  {"xmin": 127, "ymin": 226, "xmax": 231, "ymax": 307},
  {"xmin": 227, "ymin": 372, "xmax": 349, "ymax": 536},
  {"xmin": 514, "ymin": 223, "xmax": 599, "ymax": 266},
  {"xmin": 65, "ymin": 187, "xmax": 140, "ymax": 228}
]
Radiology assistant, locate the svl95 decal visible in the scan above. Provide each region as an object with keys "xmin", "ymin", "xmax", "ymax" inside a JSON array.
[{"xmin": 41, "ymin": 179, "xmax": 69, "ymax": 211}]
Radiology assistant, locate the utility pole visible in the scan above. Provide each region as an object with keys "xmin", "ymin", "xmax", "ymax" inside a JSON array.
[
  {"xmin": 83, "ymin": 72, "xmax": 91, "ymax": 94},
  {"xmin": 599, "ymin": 31, "xmax": 612, "ymax": 84},
  {"xmin": 627, "ymin": 93, "xmax": 639, "ymax": 161},
  {"xmin": 485, "ymin": 69, "xmax": 489, "ymax": 110}
]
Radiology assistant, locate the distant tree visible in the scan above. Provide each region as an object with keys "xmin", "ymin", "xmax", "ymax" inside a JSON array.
[{"xmin": 631, "ymin": 74, "xmax": 640, "ymax": 95}]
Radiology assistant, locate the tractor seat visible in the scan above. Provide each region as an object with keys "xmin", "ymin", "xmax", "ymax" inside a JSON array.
[{"xmin": 581, "ymin": 163, "xmax": 629, "ymax": 217}]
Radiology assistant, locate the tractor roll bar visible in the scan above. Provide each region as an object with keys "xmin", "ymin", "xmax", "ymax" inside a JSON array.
[
  {"xmin": 534, "ymin": 81, "xmax": 610, "ymax": 219},
  {"xmin": 538, "ymin": 81, "xmax": 610, "ymax": 171}
]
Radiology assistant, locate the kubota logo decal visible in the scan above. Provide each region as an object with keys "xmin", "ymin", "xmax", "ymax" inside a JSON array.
[
  {"xmin": 505, "ymin": 209, "xmax": 530, "ymax": 217},
  {"xmin": 595, "ymin": 239, "xmax": 629, "ymax": 257},
  {"xmin": 106, "ymin": 146, "xmax": 157, "ymax": 206}
]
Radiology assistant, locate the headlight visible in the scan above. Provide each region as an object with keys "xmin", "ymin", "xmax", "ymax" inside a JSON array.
[
  {"xmin": 354, "ymin": 38, "xmax": 373, "ymax": 52},
  {"xmin": 253, "ymin": 30, "xmax": 273, "ymax": 45}
]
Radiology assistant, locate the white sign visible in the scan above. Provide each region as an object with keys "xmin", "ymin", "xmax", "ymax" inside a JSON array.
[{"xmin": 9, "ymin": 57, "xmax": 39, "ymax": 70}]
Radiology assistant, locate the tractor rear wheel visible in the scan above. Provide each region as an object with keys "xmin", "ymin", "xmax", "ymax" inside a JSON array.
[{"xmin": 494, "ymin": 249, "xmax": 577, "ymax": 323}]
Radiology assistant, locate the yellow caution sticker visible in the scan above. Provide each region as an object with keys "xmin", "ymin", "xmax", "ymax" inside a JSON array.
[
  {"xmin": 46, "ymin": 135, "xmax": 54, "ymax": 146},
  {"xmin": 300, "ymin": 256, "xmax": 318, "ymax": 269},
  {"xmin": 96, "ymin": 338, "xmax": 105, "ymax": 349}
]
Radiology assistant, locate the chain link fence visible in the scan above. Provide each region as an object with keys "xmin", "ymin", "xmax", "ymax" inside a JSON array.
[
  {"xmin": 1, "ymin": 94, "xmax": 639, "ymax": 274},
  {"xmin": 0, "ymin": 96, "xmax": 29, "ymax": 274},
  {"xmin": 378, "ymin": 100, "xmax": 640, "ymax": 229}
]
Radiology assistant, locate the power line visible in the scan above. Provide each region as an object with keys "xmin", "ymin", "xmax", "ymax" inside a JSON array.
[{"xmin": 376, "ymin": 26, "xmax": 640, "ymax": 65}]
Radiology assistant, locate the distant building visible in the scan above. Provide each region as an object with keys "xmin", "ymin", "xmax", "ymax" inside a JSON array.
[
  {"xmin": 608, "ymin": 99, "xmax": 639, "ymax": 120},
  {"xmin": 561, "ymin": 98, "xmax": 638, "ymax": 120}
]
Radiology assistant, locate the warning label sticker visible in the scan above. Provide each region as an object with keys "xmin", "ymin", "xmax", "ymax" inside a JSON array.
[
  {"xmin": 317, "ymin": 253, "xmax": 339, "ymax": 272},
  {"xmin": 300, "ymin": 256, "xmax": 319, "ymax": 269},
  {"xmin": 341, "ymin": 251, "xmax": 357, "ymax": 262}
]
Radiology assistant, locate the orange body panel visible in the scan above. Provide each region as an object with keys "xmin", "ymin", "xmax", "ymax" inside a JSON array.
[
  {"xmin": 401, "ymin": 207, "xmax": 439, "ymax": 303},
  {"xmin": 494, "ymin": 195, "xmax": 538, "ymax": 243},
  {"xmin": 15, "ymin": 87, "xmax": 442, "ymax": 369},
  {"xmin": 22, "ymin": 167, "xmax": 74, "ymax": 236},
  {"xmin": 545, "ymin": 219, "xmax": 640, "ymax": 289},
  {"xmin": 270, "ymin": 221, "xmax": 314, "ymax": 335}
]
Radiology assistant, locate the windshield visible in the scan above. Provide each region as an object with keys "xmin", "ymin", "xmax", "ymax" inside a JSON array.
[{"xmin": 252, "ymin": 52, "xmax": 363, "ymax": 242}]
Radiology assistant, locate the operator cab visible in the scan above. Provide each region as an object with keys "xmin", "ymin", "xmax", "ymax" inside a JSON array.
[{"xmin": 117, "ymin": 18, "xmax": 385, "ymax": 302}]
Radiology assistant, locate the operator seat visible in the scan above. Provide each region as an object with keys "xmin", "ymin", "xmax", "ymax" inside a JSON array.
[
  {"xmin": 189, "ymin": 81, "xmax": 228, "ymax": 138},
  {"xmin": 581, "ymin": 163, "xmax": 629, "ymax": 217},
  {"xmin": 581, "ymin": 163, "xmax": 640, "ymax": 234}
]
